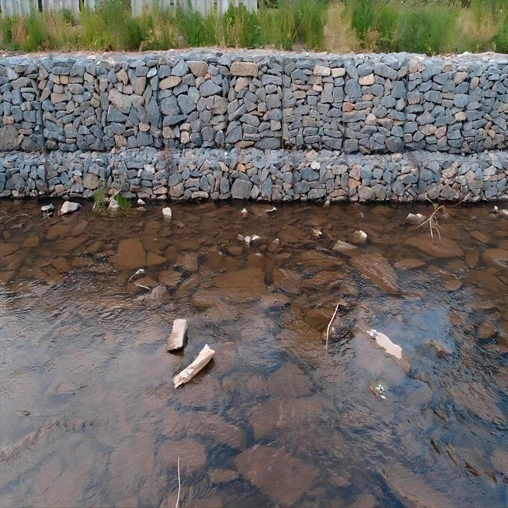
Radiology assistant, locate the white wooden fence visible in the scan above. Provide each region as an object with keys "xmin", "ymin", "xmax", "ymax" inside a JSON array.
[{"xmin": 0, "ymin": 0, "xmax": 257, "ymax": 17}]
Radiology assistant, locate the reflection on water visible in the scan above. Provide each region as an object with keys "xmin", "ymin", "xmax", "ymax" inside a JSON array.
[{"xmin": 0, "ymin": 199, "xmax": 507, "ymax": 507}]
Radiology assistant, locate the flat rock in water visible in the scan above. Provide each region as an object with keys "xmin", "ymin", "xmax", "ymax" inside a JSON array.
[
  {"xmin": 332, "ymin": 240, "xmax": 357, "ymax": 256},
  {"xmin": 250, "ymin": 397, "xmax": 322, "ymax": 439},
  {"xmin": 406, "ymin": 235, "xmax": 464, "ymax": 258},
  {"xmin": 235, "ymin": 445, "xmax": 317, "ymax": 506},
  {"xmin": 395, "ymin": 258, "xmax": 426, "ymax": 270},
  {"xmin": 271, "ymin": 268, "xmax": 301, "ymax": 294},
  {"xmin": 350, "ymin": 253, "xmax": 399, "ymax": 294},
  {"xmin": 482, "ymin": 248, "xmax": 508, "ymax": 270},
  {"xmin": 158, "ymin": 439, "xmax": 206, "ymax": 472},
  {"xmin": 267, "ymin": 362, "xmax": 312, "ymax": 399},
  {"xmin": 382, "ymin": 460, "xmax": 455, "ymax": 508},
  {"xmin": 114, "ymin": 238, "xmax": 146, "ymax": 269},
  {"xmin": 444, "ymin": 279, "xmax": 462, "ymax": 291},
  {"xmin": 208, "ymin": 469, "xmax": 239, "ymax": 484},
  {"xmin": 447, "ymin": 381, "xmax": 505, "ymax": 424},
  {"xmin": 214, "ymin": 267, "xmax": 267, "ymax": 293}
]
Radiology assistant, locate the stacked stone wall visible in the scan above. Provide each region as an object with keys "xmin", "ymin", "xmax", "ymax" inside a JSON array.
[
  {"xmin": 0, "ymin": 50, "xmax": 507, "ymax": 201},
  {"xmin": 2, "ymin": 50, "xmax": 507, "ymax": 155}
]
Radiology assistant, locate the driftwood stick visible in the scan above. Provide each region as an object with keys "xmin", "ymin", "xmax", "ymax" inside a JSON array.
[{"xmin": 326, "ymin": 303, "xmax": 340, "ymax": 349}]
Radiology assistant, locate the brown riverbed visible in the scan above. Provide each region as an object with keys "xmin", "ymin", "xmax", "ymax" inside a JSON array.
[{"xmin": 0, "ymin": 199, "xmax": 507, "ymax": 507}]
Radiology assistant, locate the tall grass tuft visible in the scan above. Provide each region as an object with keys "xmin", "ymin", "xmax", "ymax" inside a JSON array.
[{"xmin": 81, "ymin": 0, "xmax": 142, "ymax": 51}]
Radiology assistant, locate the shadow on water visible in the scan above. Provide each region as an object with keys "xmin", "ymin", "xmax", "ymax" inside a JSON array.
[{"xmin": 0, "ymin": 200, "xmax": 507, "ymax": 507}]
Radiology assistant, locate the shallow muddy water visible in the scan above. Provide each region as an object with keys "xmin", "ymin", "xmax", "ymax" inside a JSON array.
[{"xmin": 0, "ymin": 199, "xmax": 507, "ymax": 508}]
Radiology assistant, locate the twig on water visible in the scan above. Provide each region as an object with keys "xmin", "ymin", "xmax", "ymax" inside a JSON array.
[
  {"xmin": 134, "ymin": 281, "xmax": 151, "ymax": 291},
  {"xmin": 176, "ymin": 456, "xmax": 181, "ymax": 508},
  {"xmin": 326, "ymin": 303, "xmax": 340, "ymax": 349}
]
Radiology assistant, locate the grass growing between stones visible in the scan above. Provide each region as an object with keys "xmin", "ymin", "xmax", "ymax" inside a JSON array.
[
  {"xmin": 92, "ymin": 187, "xmax": 108, "ymax": 212},
  {"xmin": 0, "ymin": 0, "xmax": 506, "ymax": 54}
]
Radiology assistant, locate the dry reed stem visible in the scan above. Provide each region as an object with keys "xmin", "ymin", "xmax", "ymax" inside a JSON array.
[
  {"xmin": 176, "ymin": 456, "xmax": 181, "ymax": 508},
  {"xmin": 326, "ymin": 303, "xmax": 340, "ymax": 349}
]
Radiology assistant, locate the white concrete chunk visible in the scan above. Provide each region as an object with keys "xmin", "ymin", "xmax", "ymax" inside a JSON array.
[{"xmin": 167, "ymin": 319, "xmax": 188, "ymax": 352}]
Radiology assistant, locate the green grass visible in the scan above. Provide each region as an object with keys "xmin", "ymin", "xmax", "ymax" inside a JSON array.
[
  {"xmin": 0, "ymin": 0, "xmax": 506, "ymax": 54},
  {"xmin": 92, "ymin": 187, "xmax": 108, "ymax": 211}
]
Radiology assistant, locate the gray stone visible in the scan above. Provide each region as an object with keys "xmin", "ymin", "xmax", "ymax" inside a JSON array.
[
  {"xmin": 200, "ymin": 80, "xmax": 221, "ymax": 97},
  {"xmin": 231, "ymin": 179, "xmax": 253, "ymax": 199}
]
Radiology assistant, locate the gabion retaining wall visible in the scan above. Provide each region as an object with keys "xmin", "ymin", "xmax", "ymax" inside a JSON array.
[
  {"xmin": 1, "ymin": 50, "xmax": 507, "ymax": 154},
  {"xmin": 1, "ymin": 148, "xmax": 506, "ymax": 202},
  {"xmin": 1, "ymin": 50, "xmax": 507, "ymax": 202}
]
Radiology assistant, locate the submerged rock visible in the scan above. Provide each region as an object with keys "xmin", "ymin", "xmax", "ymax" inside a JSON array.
[
  {"xmin": 395, "ymin": 258, "xmax": 426, "ymax": 270},
  {"xmin": 382, "ymin": 461, "xmax": 455, "ymax": 508},
  {"xmin": 350, "ymin": 252, "xmax": 400, "ymax": 294},
  {"xmin": 332, "ymin": 240, "xmax": 357, "ymax": 256},
  {"xmin": 145, "ymin": 285, "xmax": 169, "ymax": 304},
  {"xmin": 482, "ymin": 249, "xmax": 508, "ymax": 270},
  {"xmin": 235, "ymin": 445, "xmax": 317, "ymax": 506},
  {"xmin": 406, "ymin": 235, "xmax": 464, "ymax": 258},
  {"xmin": 114, "ymin": 238, "xmax": 146, "ymax": 269}
]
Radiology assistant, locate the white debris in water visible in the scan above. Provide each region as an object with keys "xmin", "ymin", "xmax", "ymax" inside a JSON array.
[
  {"xmin": 406, "ymin": 213, "xmax": 426, "ymax": 225},
  {"xmin": 162, "ymin": 207, "xmax": 172, "ymax": 220},
  {"xmin": 108, "ymin": 197, "xmax": 121, "ymax": 210},
  {"xmin": 241, "ymin": 208, "xmax": 248, "ymax": 217},
  {"xmin": 374, "ymin": 384, "xmax": 386, "ymax": 399},
  {"xmin": 352, "ymin": 229, "xmax": 368, "ymax": 245},
  {"xmin": 266, "ymin": 207, "xmax": 277, "ymax": 214},
  {"xmin": 368, "ymin": 329, "xmax": 403, "ymax": 360},
  {"xmin": 312, "ymin": 228, "xmax": 322, "ymax": 238},
  {"xmin": 137, "ymin": 199, "xmax": 146, "ymax": 206},
  {"xmin": 41, "ymin": 204, "xmax": 54, "ymax": 214},
  {"xmin": 238, "ymin": 234, "xmax": 260, "ymax": 247},
  {"xmin": 59, "ymin": 201, "xmax": 80, "ymax": 215},
  {"xmin": 128, "ymin": 268, "xmax": 145, "ymax": 282}
]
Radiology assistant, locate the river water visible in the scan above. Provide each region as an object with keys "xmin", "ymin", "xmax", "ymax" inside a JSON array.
[{"xmin": 0, "ymin": 199, "xmax": 507, "ymax": 508}]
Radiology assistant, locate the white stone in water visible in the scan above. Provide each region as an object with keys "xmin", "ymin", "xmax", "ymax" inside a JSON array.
[
  {"xmin": 368, "ymin": 329, "xmax": 403, "ymax": 360},
  {"xmin": 352, "ymin": 230, "xmax": 368, "ymax": 245},
  {"xmin": 41, "ymin": 204, "xmax": 54, "ymax": 213},
  {"xmin": 406, "ymin": 213, "xmax": 426, "ymax": 225},
  {"xmin": 241, "ymin": 208, "xmax": 248, "ymax": 217},
  {"xmin": 137, "ymin": 199, "xmax": 145, "ymax": 206},
  {"xmin": 59, "ymin": 201, "xmax": 80, "ymax": 215},
  {"xmin": 167, "ymin": 318, "xmax": 188, "ymax": 352},
  {"xmin": 162, "ymin": 207, "xmax": 172, "ymax": 220}
]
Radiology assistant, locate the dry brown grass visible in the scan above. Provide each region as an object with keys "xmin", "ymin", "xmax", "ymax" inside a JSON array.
[
  {"xmin": 324, "ymin": 2, "xmax": 360, "ymax": 53},
  {"xmin": 455, "ymin": 9, "xmax": 501, "ymax": 52}
]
